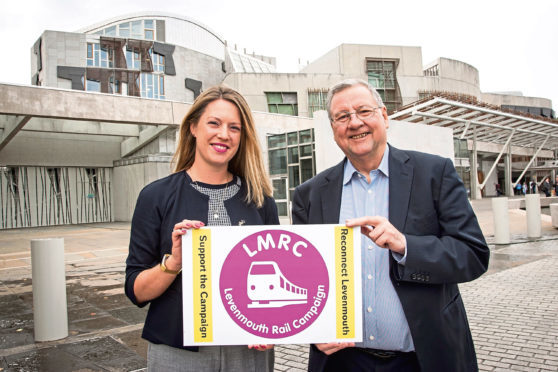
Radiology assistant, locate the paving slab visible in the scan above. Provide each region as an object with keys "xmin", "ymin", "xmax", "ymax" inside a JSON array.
[{"xmin": 0, "ymin": 202, "xmax": 557, "ymax": 371}]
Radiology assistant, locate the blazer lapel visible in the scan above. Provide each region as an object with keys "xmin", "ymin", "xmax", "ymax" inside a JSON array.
[
  {"xmin": 320, "ymin": 160, "xmax": 345, "ymax": 224},
  {"xmin": 388, "ymin": 145, "xmax": 413, "ymax": 231}
]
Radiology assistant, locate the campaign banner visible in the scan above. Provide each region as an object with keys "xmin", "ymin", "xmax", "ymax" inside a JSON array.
[{"xmin": 182, "ymin": 224, "xmax": 362, "ymax": 346}]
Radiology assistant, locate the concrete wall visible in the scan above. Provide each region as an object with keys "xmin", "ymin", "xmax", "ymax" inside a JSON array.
[
  {"xmin": 223, "ymin": 72, "xmax": 344, "ymax": 117},
  {"xmin": 34, "ymin": 31, "xmax": 225, "ymax": 103},
  {"xmin": 481, "ymin": 160, "xmax": 499, "ymax": 197},
  {"xmin": 35, "ymin": 31, "xmax": 86, "ymax": 89},
  {"xmin": 113, "ymin": 159, "xmax": 172, "ymax": 221},
  {"xmin": 166, "ymin": 45, "xmax": 225, "ymax": 103},
  {"xmin": 481, "ymin": 92, "xmax": 553, "ymax": 109},
  {"xmin": 313, "ymin": 112, "xmax": 455, "ymax": 173},
  {"xmin": 422, "ymin": 57, "xmax": 481, "ymax": 98},
  {"xmin": 0, "ymin": 131, "xmax": 121, "ymax": 167},
  {"xmin": 299, "ymin": 44, "xmax": 428, "ymax": 107},
  {"xmin": 300, "ymin": 46, "xmax": 342, "ymax": 73}
]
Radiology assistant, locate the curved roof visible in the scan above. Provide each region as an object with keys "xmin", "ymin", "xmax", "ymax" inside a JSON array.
[{"xmin": 76, "ymin": 11, "xmax": 224, "ymax": 44}]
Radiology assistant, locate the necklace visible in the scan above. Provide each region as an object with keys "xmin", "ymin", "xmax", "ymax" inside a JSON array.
[{"xmin": 187, "ymin": 169, "xmax": 232, "ymax": 186}]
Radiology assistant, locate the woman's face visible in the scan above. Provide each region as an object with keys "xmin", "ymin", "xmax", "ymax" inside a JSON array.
[{"xmin": 190, "ymin": 99, "xmax": 242, "ymax": 171}]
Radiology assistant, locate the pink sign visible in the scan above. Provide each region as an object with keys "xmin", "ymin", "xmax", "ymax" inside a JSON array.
[{"xmin": 219, "ymin": 229, "xmax": 329, "ymax": 338}]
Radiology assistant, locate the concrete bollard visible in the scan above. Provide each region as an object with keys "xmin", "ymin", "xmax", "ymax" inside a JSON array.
[
  {"xmin": 550, "ymin": 203, "xmax": 558, "ymax": 228},
  {"xmin": 31, "ymin": 238, "xmax": 68, "ymax": 341},
  {"xmin": 525, "ymin": 194, "xmax": 542, "ymax": 238},
  {"xmin": 492, "ymin": 197, "xmax": 510, "ymax": 244}
]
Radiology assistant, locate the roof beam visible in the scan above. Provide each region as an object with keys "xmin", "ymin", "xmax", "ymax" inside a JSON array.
[
  {"xmin": 412, "ymin": 111, "xmax": 558, "ymax": 142},
  {"xmin": 513, "ymin": 136, "xmax": 550, "ymax": 187},
  {"xmin": 20, "ymin": 117, "xmax": 140, "ymax": 137},
  {"xmin": 121, "ymin": 125, "xmax": 170, "ymax": 157},
  {"xmin": 0, "ymin": 115, "xmax": 31, "ymax": 151}
]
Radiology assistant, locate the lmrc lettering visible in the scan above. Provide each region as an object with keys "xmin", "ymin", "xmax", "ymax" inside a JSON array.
[{"xmin": 219, "ymin": 230, "xmax": 329, "ymax": 338}]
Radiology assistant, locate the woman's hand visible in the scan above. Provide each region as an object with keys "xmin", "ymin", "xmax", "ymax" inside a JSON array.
[{"xmin": 167, "ymin": 219, "xmax": 205, "ymax": 272}]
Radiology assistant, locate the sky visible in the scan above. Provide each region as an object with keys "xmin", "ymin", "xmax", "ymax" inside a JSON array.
[{"xmin": 1, "ymin": 0, "xmax": 557, "ymax": 112}]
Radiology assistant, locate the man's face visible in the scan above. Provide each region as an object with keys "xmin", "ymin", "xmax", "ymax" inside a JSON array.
[{"xmin": 330, "ymin": 85, "xmax": 389, "ymax": 164}]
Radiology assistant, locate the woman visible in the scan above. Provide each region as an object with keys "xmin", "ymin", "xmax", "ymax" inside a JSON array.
[{"xmin": 125, "ymin": 85, "xmax": 278, "ymax": 371}]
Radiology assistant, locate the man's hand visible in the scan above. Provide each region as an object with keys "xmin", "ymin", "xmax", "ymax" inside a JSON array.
[
  {"xmin": 316, "ymin": 342, "xmax": 355, "ymax": 355},
  {"xmin": 346, "ymin": 216, "xmax": 406, "ymax": 255}
]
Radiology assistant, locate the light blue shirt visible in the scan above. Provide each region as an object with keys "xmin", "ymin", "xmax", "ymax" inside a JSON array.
[{"xmin": 339, "ymin": 146, "xmax": 414, "ymax": 351}]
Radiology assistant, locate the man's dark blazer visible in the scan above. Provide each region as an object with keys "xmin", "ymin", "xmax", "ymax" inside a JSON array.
[{"xmin": 292, "ymin": 144, "xmax": 489, "ymax": 372}]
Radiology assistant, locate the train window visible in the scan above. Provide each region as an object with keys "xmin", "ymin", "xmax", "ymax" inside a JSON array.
[
  {"xmin": 249, "ymin": 263, "xmax": 276, "ymax": 275},
  {"xmin": 280, "ymin": 276, "xmax": 285, "ymax": 288}
]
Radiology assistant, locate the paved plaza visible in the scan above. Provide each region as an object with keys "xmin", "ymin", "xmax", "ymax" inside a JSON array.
[{"xmin": 0, "ymin": 198, "xmax": 557, "ymax": 371}]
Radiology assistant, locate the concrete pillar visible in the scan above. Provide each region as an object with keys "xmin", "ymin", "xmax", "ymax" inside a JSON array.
[
  {"xmin": 525, "ymin": 194, "xmax": 542, "ymax": 238},
  {"xmin": 505, "ymin": 145, "xmax": 513, "ymax": 197},
  {"xmin": 550, "ymin": 203, "xmax": 558, "ymax": 228},
  {"xmin": 470, "ymin": 127, "xmax": 481, "ymax": 199},
  {"xmin": 31, "ymin": 238, "xmax": 68, "ymax": 341},
  {"xmin": 492, "ymin": 197, "xmax": 510, "ymax": 244}
]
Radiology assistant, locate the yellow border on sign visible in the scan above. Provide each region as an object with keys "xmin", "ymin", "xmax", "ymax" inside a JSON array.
[
  {"xmin": 335, "ymin": 226, "xmax": 355, "ymax": 338},
  {"xmin": 193, "ymin": 229, "xmax": 213, "ymax": 342}
]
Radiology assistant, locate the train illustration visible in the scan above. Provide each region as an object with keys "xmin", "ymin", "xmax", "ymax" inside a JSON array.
[{"xmin": 247, "ymin": 261, "xmax": 308, "ymax": 308}]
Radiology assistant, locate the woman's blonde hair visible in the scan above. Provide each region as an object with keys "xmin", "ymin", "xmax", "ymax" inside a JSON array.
[{"xmin": 172, "ymin": 85, "xmax": 272, "ymax": 208}]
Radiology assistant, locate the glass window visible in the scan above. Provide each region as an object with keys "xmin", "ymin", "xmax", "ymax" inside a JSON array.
[
  {"xmin": 299, "ymin": 129, "xmax": 313, "ymax": 144},
  {"xmin": 87, "ymin": 44, "xmax": 93, "ymax": 66},
  {"xmin": 266, "ymin": 92, "xmax": 283, "ymax": 104},
  {"xmin": 131, "ymin": 21, "xmax": 142, "ymax": 38},
  {"xmin": 144, "ymin": 20, "xmax": 153, "ymax": 29},
  {"xmin": 265, "ymin": 92, "xmax": 298, "ymax": 116},
  {"xmin": 288, "ymin": 166, "xmax": 300, "ymax": 188},
  {"xmin": 287, "ymin": 132, "xmax": 298, "ymax": 145},
  {"xmin": 119, "ymin": 22, "xmax": 130, "ymax": 37},
  {"xmin": 300, "ymin": 158, "xmax": 313, "ymax": 183},
  {"xmin": 87, "ymin": 43, "xmax": 113, "ymax": 68},
  {"xmin": 272, "ymin": 179, "xmax": 287, "ymax": 199},
  {"xmin": 267, "ymin": 134, "xmax": 286, "ymax": 148},
  {"xmin": 105, "ymin": 26, "xmax": 116, "ymax": 36},
  {"xmin": 86, "ymin": 79, "xmax": 100, "ymax": 92},
  {"xmin": 140, "ymin": 73, "xmax": 165, "ymax": 99},
  {"xmin": 300, "ymin": 145, "xmax": 313, "ymax": 157},
  {"xmin": 288, "ymin": 147, "xmax": 299, "ymax": 164},
  {"xmin": 151, "ymin": 51, "xmax": 165, "ymax": 72},
  {"xmin": 109, "ymin": 76, "xmax": 120, "ymax": 94},
  {"xmin": 277, "ymin": 105, "xmax": 295, "ymax": 115},
  {"xmin": 367, "ymin": 59, "xmax": 401, "ymax": 113},
  {"xmin": 145, "ymin": 30, "xmax": 154, "ymax": 40},
  {"xmin": 276, "ymin": 202, "xmax": 287, "ymax": 216},
  {"xmin": 126, "ymin": 49, "xmax": 141, "ymax": 70},
  {"xmin": 269, "ymin": 149, "xmax": 287, "ymax": 175},
  {"xmin": 308, "ymin": 90, "xmax": 328, "ymax": 118}
]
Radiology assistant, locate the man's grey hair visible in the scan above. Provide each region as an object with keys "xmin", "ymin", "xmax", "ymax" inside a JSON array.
[{"xmin": 325, "ymin": 79, "xmax": 384, "ymax": 121}]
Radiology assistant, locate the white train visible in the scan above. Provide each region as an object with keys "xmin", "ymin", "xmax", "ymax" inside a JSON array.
[{"xmin": 247, "ymin": 261, "xmax": 308, "ymax": 308}]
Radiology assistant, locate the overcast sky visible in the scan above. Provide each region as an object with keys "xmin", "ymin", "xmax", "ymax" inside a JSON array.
[{"xmin": 2, "ymin": 0, "xmax": 557, "ymax": 112}]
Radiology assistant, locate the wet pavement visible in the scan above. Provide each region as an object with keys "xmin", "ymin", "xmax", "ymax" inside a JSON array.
[{"xmin": 0, "ymin": 198, "xmax": 557, "ymax": 371}]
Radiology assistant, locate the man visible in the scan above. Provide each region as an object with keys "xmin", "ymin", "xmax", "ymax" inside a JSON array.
[
  {"xmin": 541, "ymin": 177, "xmax": 551, "ymax": 197},
  {"xmin": 292, "ymin": 79, "xmax": 489, "ymax": 372}
]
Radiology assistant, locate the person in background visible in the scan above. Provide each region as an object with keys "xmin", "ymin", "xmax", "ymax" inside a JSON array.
[
  {"xmin": 292, "ymin": 79, "xmax": 489, "ymax": 372},
  {"xmin": 514, "ymin": 182, "xmax": 522, "ymax": 196},
  {"xmin": 541, "ymin": 177, "xmax": 551, "ymax": 197},
  {"xmin": 125, "ymin": 85, "xmax": 278, "ymax": 371},
  {"xmin": 530, "ymin": 179, "xmax": 537, "ymax": 194}
]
